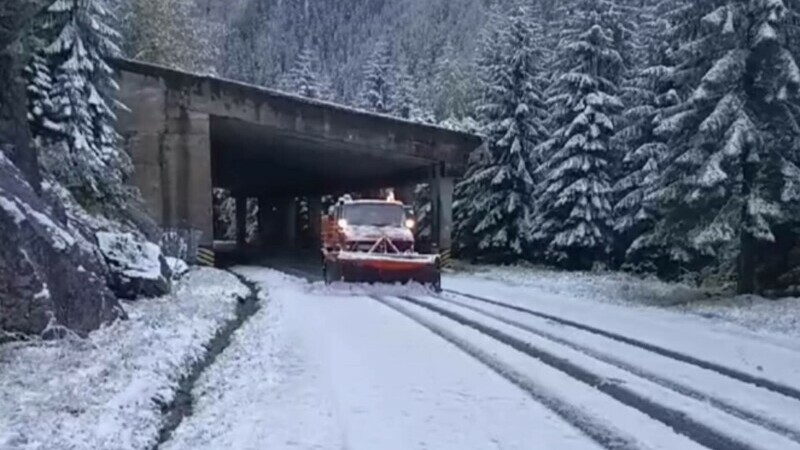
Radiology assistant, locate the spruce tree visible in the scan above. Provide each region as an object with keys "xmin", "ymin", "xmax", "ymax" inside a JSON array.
[
  {"xmin": 25, "ymin": 52, "xmax": 55, "ymax": 141},
  {"xmin": 641, "ymin": 0, "xmax": 800, "ymax": 291},
  {"xmin": 533, "ymin": 0, "xmax": 625, "ymax": 270},
  {"xmin": 392, "ymin": 64, "xmax": 428, "ymax": 122},
  {"xmin": 454, "ymin": 7, "xmax": 548, "ymax": 262},
  {"xmin": 280, "ymin": 46, "xmax": 331, "ymax": 100},
  {"xmin": 612, "ymin": 0, "xmax": 679, "ymax": 271},
  {"xmin": 430, "ymin": 42, "xmax": 474, "ymax": 122},
  {"xmin": 29, "ymin": 0, "xmax": 132, "ymax": 208},
  {"xmin": 358, "ymin": 40, "xmax": 394, "ymax": 114}
]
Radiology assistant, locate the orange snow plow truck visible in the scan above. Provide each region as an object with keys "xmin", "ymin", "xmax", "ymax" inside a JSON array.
[{"xmin": 322, "ymin": 195, "xmax": 441, "ymax": 291}]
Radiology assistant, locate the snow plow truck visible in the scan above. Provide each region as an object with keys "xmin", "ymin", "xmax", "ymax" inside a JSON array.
[{"xmin": 322, "ymin": 194, "xmax": 441, "ymax": 291}]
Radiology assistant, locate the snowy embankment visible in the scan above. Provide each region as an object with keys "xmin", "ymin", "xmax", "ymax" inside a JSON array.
[
  {"xmin": 0, "ymin": 268, "xmax": 249, "ymax": 450},
  {"xmin": 453, "ymin": 265, "xmax": 800, "ymax": 338}
]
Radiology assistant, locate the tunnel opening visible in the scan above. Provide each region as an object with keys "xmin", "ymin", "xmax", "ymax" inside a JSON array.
[
  {"xmin": 113, "ymin": 57, "xmax": 480, "ymax": 270},
  {"xmin": 208, "ymin": 115, "xmax": 453, "ymax": 269}
]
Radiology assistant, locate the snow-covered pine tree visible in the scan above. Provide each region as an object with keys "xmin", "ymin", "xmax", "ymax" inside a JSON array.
[
  {"xmin": 392, "ymin": 63, "xmax": 429, "ymax": 122},
  {"xmin": 612, "ymin": 0, "xmax": 680, "ymax": 271},
  {"xmin": 453, "ymin": 7, "xmax": 548, "ymax": 262},
  {"xmin": 640, "ymin": 0, "xmax": 800, "ymax": 292},
  {"xmin": 30, "ymin": 0, "xmax": 132, "ymax": 208},
  {"xmin": 532, "ymin": 0, "xmax": 626, "ymax": 270},
  {"xmin": 24, "ymin": 52, "xmax": 56, "ymax": 141},
  {"xmin": 430, "ymin": 42, "xmax": 475, "ymax": 122},
  {"xmin": 358, "ymin": 40, "xmax": 394, "ymax": 114},
  {"xmin": 280, "ymin": 46, "xmax": 331, "ymax": 100},
  {"xmin": 117, "ymin": 0, "xmax": 217, "ymax": 72}
]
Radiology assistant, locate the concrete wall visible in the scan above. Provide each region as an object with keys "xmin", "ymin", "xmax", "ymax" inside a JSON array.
[{"xmin": 117, "ymin": 71, "xmax": 214, "ymax": 245}]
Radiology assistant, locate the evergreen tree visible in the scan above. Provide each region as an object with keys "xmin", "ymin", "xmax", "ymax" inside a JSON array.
[
  {"xmin": 29, "ymin": 0, "xmax": 132, "ymax": 208},
  {"xmin": 640, "ymin": 0, "xmax": 800, "ymax": 291},
  {"xmin": 454, "ymin": 7, "xmax": 548, "ymax": 262},
  {"xmin": 533, "ymin": 0, "xmax": 625, "ymax": 269},
  {"xmin": 280, "ymin": 46, "xmax": 331, "ymax": 100},
  {"xmin": 392, "ymin": 63, "xmax": 431, "ymax": 122},
  {"xmin": 24, "ymin": 52, "xmax": 56, "ymax": 141},
  {"xmin": 117, "ymin": 0, "xmax": 221, "ymax": 73},
  {"xmin": 612, "ymin": 0, "xmax": 679, "ymax": 271},
  {"xmin": 358, "ymin": 40, "xmax": 394, "ymax": 114},
  {"xmin": 430, "ymin": 42, "xmax": 475, "ymax": 121}
]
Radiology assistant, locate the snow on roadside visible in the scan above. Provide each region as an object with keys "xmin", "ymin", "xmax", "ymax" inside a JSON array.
[
  {"xmin": 0, "ymin": 268, "xmax": 248, "ymax": 450},
  {"xmin": 453, "ymin": 265, "xmax": 708, "ymax": 307},
  {"xmin": 452, "ymin": 265, "xmax": 800, "ymax": 338},
  {"xmin": 675, "ymin": 295, "xmax": 800, "ymax": 338},
  {"xmin": 163, "ymin": 267, "xmax": 343, "ymax": 450},
  {"xmin": 446, "ymin": 276, "xmax": 800, "ymax": 387}
]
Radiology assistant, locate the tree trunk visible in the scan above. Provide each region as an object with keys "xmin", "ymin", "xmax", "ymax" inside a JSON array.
[
  {"xmin": 0, "ymin": 41, "xmax": 41, "ymax": 188},
  {"xmin": 738, "ymin": 230, "xmax": 757, "ymax": 294},
  {"xmin": 0, "ymin": 0, "xmax": 51, "ymax": 188}
]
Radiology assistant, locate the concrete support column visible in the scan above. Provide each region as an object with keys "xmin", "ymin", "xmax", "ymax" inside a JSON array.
[
  {"xmin": 257, "ymin": 196, "xmax": 274, "ymax": 249},
  {"xmin": 235, "ymin": 195, "xmax": 247, "ymax": 248},
  {"xmin": 119, "ymin": 81, "xmax": 213, "ymax": 247},
  {"xmin": 284, "ymin": 197, "xmax": 298, "ymax": 249},
  {"xmin": 395, "ymin": 185, "xmax": 416, "ymax": 206},
  {"xmin": 431, "ymin": 171, "xmax": 454, "ymax": 252},
  {"xmin": 163, "ymin": 95, "xmax": 213, "ymax": 245},
  {"xmin": 308, "ymin": 196, "xmax": 322, "ymax": 249}
]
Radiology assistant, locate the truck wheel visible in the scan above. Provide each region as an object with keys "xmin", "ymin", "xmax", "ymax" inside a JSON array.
[{"xmin": 432, "ymin": 277, "xmax": 442, "ymax": 293}]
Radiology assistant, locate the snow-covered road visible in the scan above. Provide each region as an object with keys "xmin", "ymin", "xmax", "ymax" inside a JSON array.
[{"xmin": 165, "ymin": 267, "xmax": 800, "ymax": 450}]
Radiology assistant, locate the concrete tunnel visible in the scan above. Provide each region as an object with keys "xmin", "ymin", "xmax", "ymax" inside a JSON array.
[{"xmin": 113, "ymin": 58, "xmax": 483, "ymax": 265}]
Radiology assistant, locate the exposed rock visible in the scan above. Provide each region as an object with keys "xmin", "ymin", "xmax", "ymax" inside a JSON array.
[
  {"xmin": 165, "ymin": 257, "xmax": 190, "ymax": 280},
  {"xmin": 97, "ymin": 232, "xmax": 171, "ymax": 300},
  {"xmin": 0, "ymin": 148, "xmax": 124, "ymax": 337}
]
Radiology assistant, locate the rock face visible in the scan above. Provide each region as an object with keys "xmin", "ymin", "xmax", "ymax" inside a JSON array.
[
  {"xmin": 97, "ymin": 232, "xmax": 172, "ymax": 300},
  {"xmin": 0, "ymin": 149, "xmax": 124, "ymax": 337}
]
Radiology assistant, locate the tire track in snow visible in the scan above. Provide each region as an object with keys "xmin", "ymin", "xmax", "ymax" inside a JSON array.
[
  {"xmin": 445, "ymin": 289, "xmax": 800, "ymax": 403},
  {"xmin": 395, "ymin": 295, "xmax": 761, "ymax": 450},
  {"xmin": 367, "ymin": 295, "xmax": 641, "ymax": 450},
  {"xmin": 433, "ymin": 293, "xmax": 800, "ymax": 445}
]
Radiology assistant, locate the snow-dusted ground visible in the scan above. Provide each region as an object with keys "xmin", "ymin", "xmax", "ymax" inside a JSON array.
[
  {"xmin": 0, "ymin": 268, "xmax": 248, "ymax": 450},
  {"xmin": 165, "ymin": 268, "xmax": 602, "ymax": 450},
  {"xmin": 163, "ymin": 266, "xmax": 800, "ymax": 450},
  {"xmin": 453, "ymin": 265, "xmax": 800, "ymax": 338},
  {"xmin": 7, "ymin": 264, "xmax": 798, "ymax": 450}
]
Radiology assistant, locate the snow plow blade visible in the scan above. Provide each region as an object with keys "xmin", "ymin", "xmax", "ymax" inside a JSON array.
[{"xmin": 327, "ymin": 252, "xmax": 441, "ymax": 289}]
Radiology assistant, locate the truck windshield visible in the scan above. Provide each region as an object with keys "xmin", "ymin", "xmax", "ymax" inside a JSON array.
[{"xmin": 342, "ymin": 203, "xmax": 405, "ymax": 226}]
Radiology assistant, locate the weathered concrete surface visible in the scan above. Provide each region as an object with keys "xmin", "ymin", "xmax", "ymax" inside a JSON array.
[
  {"xmin": 116, "ymin": 70, "xmax": 214, "ymax": 245},
  {"xmin": 431, "ymin": 176, "xmax": 454, "ymax": 252},
  {"xmin": 113, "ymin": 57, "xmax": 482, "ymax": 253},
  {"xmin": 235, "ymin": 195, "xmax": 247, "ymax": 248}
]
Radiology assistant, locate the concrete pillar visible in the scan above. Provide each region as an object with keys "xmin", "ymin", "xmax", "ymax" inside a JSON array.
[
  {"xmin": 162, "ymin": 92, "xmax": 213, "ymax": 245},
  {"xmin": 257, "ymin": 196, "xmax": 274, "ymax": 248},
  {"xmin": 284, "ymin": 198, "xmax": 298, "ymax": 249},
  {"xmin": 431, "ymin": 173, "xmax": 454, "ymax": 252},
  {"xmin": 117, "ymin": 76, "xmax": 213, "ymax": 246},
  {"xmin": 308, "ymin": 196, "xmax": 322, "ymax": 249},
  {"xmin": 395, "ymin": 185, "xmax": 416, "ymax": 206},
  {"xmin": 235, "ymin": 195, "xmax": 247, "ymax": 248}
]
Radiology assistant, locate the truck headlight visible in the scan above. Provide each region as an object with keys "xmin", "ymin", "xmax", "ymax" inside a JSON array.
[{"xmin": 405, "ymin": 218, "xmax": 416, "ymax": 229}]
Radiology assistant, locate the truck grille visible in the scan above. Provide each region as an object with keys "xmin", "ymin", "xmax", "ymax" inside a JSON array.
[{"xmin": 347, "ymin": 240, "xmax": 414, "ymax": 253}]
